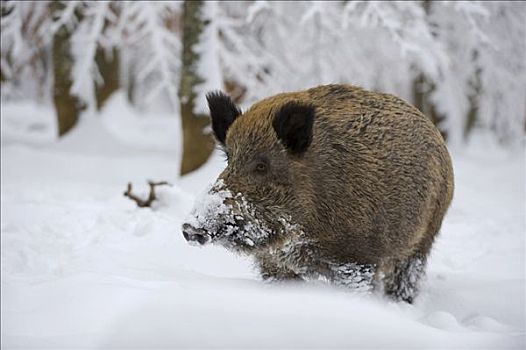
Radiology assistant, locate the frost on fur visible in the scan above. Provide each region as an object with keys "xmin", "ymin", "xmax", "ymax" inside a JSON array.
[
  {"xmin": 329, "ymin": 263, "xmax": 376, "ymax": 293},
  {"xmin": 382, "ymin": 257, "xmax": 426, "ymax": 303},
  {"xmin": 185, "ymin": 180, "xmax": 274, "ymax": 250}
]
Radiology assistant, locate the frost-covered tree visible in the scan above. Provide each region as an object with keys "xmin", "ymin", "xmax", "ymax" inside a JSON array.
[
  {"xmin": 1, "ymin": 0, "xmax": 119, "ymax": 134},
  {"xmin": 1, "ymin": 1, "xmax": 53, "ymax": 102},
  {"xmin": 240, "ymin": 1, "xmax": 524, "ymax": 146},
  {"xmin": 232, "ymin": 1, "xmax": 446, "ymax": 105},
  {"xmin": 194, "ymin": 1, "xmax": 277, "ymax": 107},
  {"xmin": 427, "ymin": 1, "xmax": 493, "ymax": 146},
  {"xmin": 116, "ymin": 1, "xmax": 181, "ymax": 111},
  {"xmin": 69, "ymin": 1, "xmax": 116, "ymax": 112},
  {"xmin": 179, "ymin": 0, "xmax": 215, "ymax": 175},
  {"xmin": 399, "ymin": 0, "xmax": 526, "ymax": 147},
  {"xmin": 51, "ymin": 0, "xmax": 82, "ymax": 135},
  {"xmin": 471, "ymin": 2, "xmax": 526, "ymax": 145},
  {"xmin": 1, "ymin": 1, "xmax": 524, "ymax": 152}
]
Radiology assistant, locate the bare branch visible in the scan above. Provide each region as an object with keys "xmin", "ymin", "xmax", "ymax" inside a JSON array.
[{"xmin": 123, "ymin": 180, "xmax": 171, "ymax": 208}]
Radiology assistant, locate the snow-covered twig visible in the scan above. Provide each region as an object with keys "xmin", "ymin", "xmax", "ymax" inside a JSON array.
[{"xmin": 124, "ymin": 181, "xmax": 172, "ymax": 208}]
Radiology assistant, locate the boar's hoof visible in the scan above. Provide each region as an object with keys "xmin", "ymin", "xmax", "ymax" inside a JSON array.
[{"xmin": 182, "ymin": 223, "xmax": 210, "ymax": 245}]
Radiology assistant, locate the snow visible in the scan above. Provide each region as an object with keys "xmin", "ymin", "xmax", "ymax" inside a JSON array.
[{"xmin": 1, "ymin": 97, "xmax": 525, "ymax": 348}]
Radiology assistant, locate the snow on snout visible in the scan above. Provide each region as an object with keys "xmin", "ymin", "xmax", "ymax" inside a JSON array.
[
  {"xmin": 183, "ymin": 179, "xmax": 275, "ymax": 248},
  {"xmin": 184, "ymin": 179, "xmax": 234, "ymax": 239}
]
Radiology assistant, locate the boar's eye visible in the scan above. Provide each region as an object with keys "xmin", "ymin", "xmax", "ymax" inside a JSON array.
[
  {"xmin": 253, "ymin": 158, "xmax": 269, "ymax": 174},
  {"xmin": 255, "ymin": 162, "xmax": 267, "ymax": 173}
]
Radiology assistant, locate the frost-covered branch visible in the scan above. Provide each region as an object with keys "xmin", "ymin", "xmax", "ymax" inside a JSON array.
[
  {"xmin": 343, "ymin": 1, "xmax": 448, "ymax": 80},
  {"xmin": 70, "ymin": 1, "xmax": 112, "ymax": 109},
  {"xmin": 47, "ymin": 0, "xmax": 80, "ymax": 36},
  {"xmin": 1, "ymin": 1, "xmax": 54, "ymax": 100},
  {"xmin": 119, "ymin": 1, "xmax": 181, "ymax": 110}
]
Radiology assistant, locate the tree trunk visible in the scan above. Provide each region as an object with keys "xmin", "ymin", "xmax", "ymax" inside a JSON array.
[
  {"xmin": 411, "ymin": 0, "xmax": 448, "ymax": 140},
  {"xmin": 95, "ymin": 47, "xmax": 120, "ymax": 110},
  {"xmin": 412, "ymin": 73, "xmax": 447, "ymax": 140},
  {"xmin": 179, "ymin": 0, "xmax": 215, "ymax": 175},
  {"xmin": 52, "ymin": 1, "xmax": 81, "ymax": 137},
  {"xmin": 464, "ymin": 58, "xmax": 481, "ymax": 139}
]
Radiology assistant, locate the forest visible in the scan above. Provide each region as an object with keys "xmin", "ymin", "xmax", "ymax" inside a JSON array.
[{"xmin": 2, "ymin": 1, "xmax": 525, "ymax": 174}]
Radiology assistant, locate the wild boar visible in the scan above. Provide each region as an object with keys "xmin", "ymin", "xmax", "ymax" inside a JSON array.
[{"xmin": 182, "ymin": 84, "xmax": 454, "ymax": 303}]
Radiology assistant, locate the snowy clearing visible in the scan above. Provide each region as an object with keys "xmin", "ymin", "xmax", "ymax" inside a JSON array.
[{"xmin": 1, "ymin": 99, "xmax": 525, "ymax": 348}]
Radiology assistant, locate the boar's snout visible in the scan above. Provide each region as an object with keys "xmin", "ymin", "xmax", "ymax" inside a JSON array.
[{"xmin": 182, "ymin": 223, "xmax": 210, "ymax": 245}]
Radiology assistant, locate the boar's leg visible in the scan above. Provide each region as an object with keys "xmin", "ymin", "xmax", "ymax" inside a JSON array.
[
  {"xmin": 255, "ymin": 254, "xmax": 303, "ymax": 282},
  {"xmin": 329, "ymin": 263, "xmax": 376, "ymax": 293},
  {"xmin": 382, "ymin": 254, "xmax": 426, "ymax": 304},
  {"xmin": 383, "ymin": 196, "xmax": 446, "ymax": 303}
]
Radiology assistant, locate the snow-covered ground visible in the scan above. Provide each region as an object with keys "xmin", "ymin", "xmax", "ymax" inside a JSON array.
[{"xmin": 1, "ymin": 95, "xmax": 525, "ymax": 348}]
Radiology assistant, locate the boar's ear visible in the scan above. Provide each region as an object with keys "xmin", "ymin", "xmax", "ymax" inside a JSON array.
[
  {"xmin": 206, "ymin": 91, "xmax": 242, "ymax": 145},
  {"xmin": 273, "ymin": 102, "xmax": 315, "ymax": 155}
]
